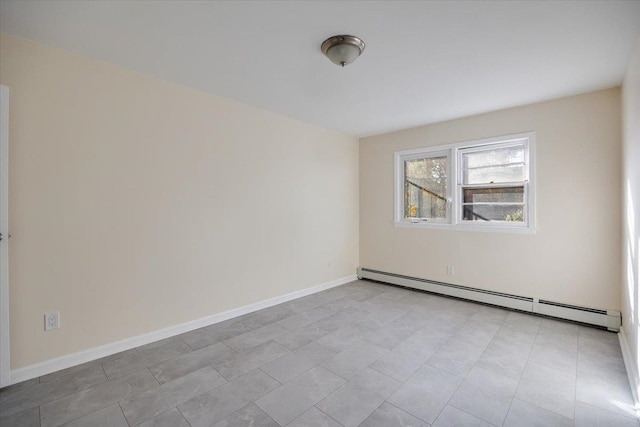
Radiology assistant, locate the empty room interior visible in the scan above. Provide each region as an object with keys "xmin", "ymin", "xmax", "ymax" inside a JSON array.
[{"xmin": 1, "ymin": 1, "xmax": 640, "ymax": 426}]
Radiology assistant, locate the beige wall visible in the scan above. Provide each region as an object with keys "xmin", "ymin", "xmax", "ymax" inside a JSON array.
[
  {"xmin": 622, "ymin": 36, "xmax": 640, "ymax": 392},
  {"xmin": 0, "ymin": 34, "xmax": 359, "ymax": 369},
  {"xmin": 360, "ymin": 89, "xmax": 621, "ymax": 310}
]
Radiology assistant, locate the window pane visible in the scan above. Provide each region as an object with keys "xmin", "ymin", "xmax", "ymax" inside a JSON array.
[
  {"xmin": 464, "ymin": 164, "xmax": 524, "ymax": 184},
  {"xmin": 404, "ymin": 156, "xmax": 447, "ymax": 219},
  {"xmin": 463, "ymin": 186, "xmax": 524, "ymax": 204},
  {"xmin": 462, "ymin": 186, "xmax": 525, "ymax": 222},
  {"xmin": 462, "ymin": 144, "xmax": 525, "ymax": 184},
  {"xmin": 462, "ymin": 204, "xmax": 525, "ymax": 222},
  {"xmin": 462, "ymin": 145, "xmax": 524, "ymax": 169}
]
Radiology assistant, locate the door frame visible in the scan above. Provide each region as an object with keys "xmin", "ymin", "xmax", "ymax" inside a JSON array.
[{"xmin": 0, "ymin": 85, "xmax": 10, "ymax": 387}]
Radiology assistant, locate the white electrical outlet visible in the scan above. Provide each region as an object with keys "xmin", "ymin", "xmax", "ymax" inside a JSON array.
[
  {"xmin": 44, "ymin": 312, "xmax": 60, "ymax": 331},
  {"xmin": 447, "ymin": 265, "xmax": 455, "ymax": 276}
]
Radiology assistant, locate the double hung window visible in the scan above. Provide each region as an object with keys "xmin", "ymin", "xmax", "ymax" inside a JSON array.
[{"xmin": 394, "ymin": 133, "xmax": 535, "ymax": 233}]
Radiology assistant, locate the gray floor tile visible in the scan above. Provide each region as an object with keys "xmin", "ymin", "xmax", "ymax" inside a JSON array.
[
  {"xmin": 378, "ymin": 286, "xmax": 416, "ymax": 301},
  {"xmin": 578, "ymin": 329, "xmax": 622, "ymax": 358},
  {"xmin": 223, "ymin": 323, "xmax": 289, "ymax": 353},
  {"xmin": 0, "ymin": 365, "xmax": 107, "ymax": 419},
  {"xmin": 432, "ymin": 405, "xmax": 494, "ymax": 427},
  {"xmin": 179, "ymin": 328, "xmax": 222, "ymax": 351},
  {"xmin": 502, "ymin": 311, "xmax": 542, "ymax": 335},
  {"xmin": 321, "ymin": 308, "xmax": 372, "ymax": 325},
  {"xmin": 363, "ymin": 320, "xmax": 421, "ymax": 350},
  {"xmin": 425, "ymin": 338, "xmax": 485, "ymax": 377},
  {"xmin": 493, "ymin": 325, "xmax": 537, "ymax": 348},
  {"xmin": 40, "ymin": 369, "xmax": 158, "ymax": 427},
  {"xmin": 314, "ymin": 287, "xmax": 357, "ymax": 304},
  {"xmin": 287, "ymin": 407, "xmax": 342, "ymax": 427},
  {"xmin": 212, "ymin": 340, "xmax": 291, "ymax": 380},
  {"xmin": 59, "ymin": 404, "xmax": 128, "ymax": 427},
  {"xmin": 538, "ymin": 318, "xmax": 580, "ymax": 336},
  {"xmin": 452, "ymin": 321, "xmax": 500, "ymax": 348},
  {"xmin": 359, "ymin": 401, "xmax": 428, "ymax": 427},
  {"xmin": 136, "ymin": 408, "xmax": 191, "ymax": 427},
  {"xmin": 0, "ymin": 407, "xmax": 40, "ymax": 427},
  {"xmin": 393, "ymin": 309, "xmax": 439, "ymax": 328},
  {"xmin": 576, "ymin": 369, "xmax": 637, "ymax": 418},
  {"xmin": 388, "ymin": 364, "xmax": 463, "ymax": 424},
  {"xmin": 256, "ymin": 367, "xmax": 345, "ymax": 425},
  {"xmin": 0, "ymin": 378, "xmax": 39, "ymax": 395},
  {"xmin": 237, "ymin": 305, "xmax": 298, "ymax": 330},
  {"xmin": 4, "ymin": 281, "xmax": 635, "ymax": 427},
  {"xmin": 178, "ymin": 369, "xmax": 280, "ymax": 427},
  {"xmin": 503, "ymin": 399, "xmax": 573, "ymax": 427},
  {"xmin": 273, "ymin": 326, "xmax": 330, "ymax": 351},
  {"xmin": 476, "ymin": 337, "xmax": 532, "ymax": 379},
  {"xmin": 405, "ymin": 325, "xmax": 454, "ymax": 354},
  {"xmin": 281, "ymin": 295, "xmax": 326, "ymax": 313},
  {"xmin": 574, "ymin": 401, "xmax": 640, "ymax": 426},
  {"xmin": 102, "ymin": 339, "xmax": 192, "ymax": 380},
  {"xmin": 536, "ymin": 321, "xmax": 579, "ymax": 350},
  {"xmin": 469, "ymin": 306, "xmax": 509, "ymax": 328},
  {"xmin": 316, "ymin": 368, "xmax": 401, "ymax": 427},
  {"xmin": 370, "ymin": 340, "xmax": 435, "ymax": 382},
  {"xmin": 39, "ymin": 350, "xmax": 137, "ymax": 385},
  {"xmin": 205, "ymin": 318, "xmax": 254, "ymax": 342},
  {"xmin": 321, "ymin": 340, "xmax": 388, "ymax": 380},
  {"xmin": 316, "ymin": 323, "xmax": 375, "ymax": 352},
  {"xmin": 120, "ymin": 366, "xmax": 226, "ymax": 425},
  {"xmin": 276, "ymin": 306, "xmax": 337, "ymax": 331},
  {"xmin": 578, "ymin": 346, "xmax": 627, "ymax": 378},
  {"xmin": 150, "ymin": 341, "xmax": 235, "ymax": 384},
  {"xmin": 515, "ymin": 362, "xmax": 576, "ymax": 419},
  {"xmin": 37, "ymin": 364, "xmax": 99, "ymax": 386},
  {"xmin": 260, "ymin": 342, "xmax": 336, "ymax": 383},
  {"xmin": 321, "ymin": 297, "xmax": 359, "ymax": 312},
  {"xmin": 448, "ymin": 366, "xmax": 518, "ymax": 425},
  {"xmin": 356, "ymin": 306, "xmax": 407, "ymax": 330},
  {"xmin": 212, "ymin": 403, "xmax": 279, "ymax": 427},
  {"xmin": 346, "ymin": 287, "xmax": 383, "ymax": 302},
  {"xmin": 528, "ymin": 340, "xmax": 578, "ymax": 374}
]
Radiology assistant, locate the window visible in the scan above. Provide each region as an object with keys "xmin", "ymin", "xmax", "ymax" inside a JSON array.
[
  {"xmin": 403, "ymin": 151, "xmax": 449, "ymax": 223},
  {"xmin": 395, "ymin": 133, "xmax": 535, "ymax": 233}
]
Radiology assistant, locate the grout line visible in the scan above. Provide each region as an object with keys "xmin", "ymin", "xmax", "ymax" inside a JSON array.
[
  {"xmin": 176, "ymin": 406, "xmax": 194, "ymax": 427},
  {"xmin": 313, "ymin": 404, "xmax": 346, "ymax": 427},
  {"xmin": 117, "ymin": 401, "xmax": 131, "ymax": 427}
]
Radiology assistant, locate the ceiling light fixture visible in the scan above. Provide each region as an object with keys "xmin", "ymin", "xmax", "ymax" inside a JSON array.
[{"xmin": 321, "ymin": 35, "xmax": 365, "ymax": 67}]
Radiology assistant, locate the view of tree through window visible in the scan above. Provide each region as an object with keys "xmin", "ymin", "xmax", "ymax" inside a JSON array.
[{"xmin": 404, "ymin": 156, "xmax": 447, "ymax": 220}]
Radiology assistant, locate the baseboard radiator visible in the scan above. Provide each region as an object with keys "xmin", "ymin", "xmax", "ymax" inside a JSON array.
[{"xmin": 357, "ymin": 267, "xmax": 621, "ymax": 331}]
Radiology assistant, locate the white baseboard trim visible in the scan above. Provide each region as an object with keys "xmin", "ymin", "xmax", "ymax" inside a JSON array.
[
  {"xmin": 619, "ymin": 326, "xmax": 640, "ymax": 416},
  {"xmin": 9, "ymin": 274, "xmax": 357, "ymax": 385}
]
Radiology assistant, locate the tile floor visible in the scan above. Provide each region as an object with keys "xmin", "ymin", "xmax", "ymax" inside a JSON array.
[{"xmin": 0, "ymin": 280, "xmax": 637, "ymax": 426}]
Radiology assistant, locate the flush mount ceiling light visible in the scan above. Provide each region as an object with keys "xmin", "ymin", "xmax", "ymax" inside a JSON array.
[{"xmin": 321, "ymin": 35, "xmax": 366, "ymax": 67}]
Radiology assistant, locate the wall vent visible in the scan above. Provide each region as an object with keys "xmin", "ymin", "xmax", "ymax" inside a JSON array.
[{"xmin": 357, "ymin": 267, "xmax": 621, "ymax": 331}]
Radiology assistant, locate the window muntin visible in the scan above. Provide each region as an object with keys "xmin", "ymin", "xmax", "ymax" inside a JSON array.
[
  {"xmin": 394, "ymin": 133, "xmax": 534, "ymax": 232},
  {"xmin": 403, "ymin": 154, "xmax": 448, "ymax": 222}
]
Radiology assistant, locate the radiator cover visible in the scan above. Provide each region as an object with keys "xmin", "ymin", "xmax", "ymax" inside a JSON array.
[{"xmin": 357, "ymin": 267, "xmax": 621, "ymax": 331}]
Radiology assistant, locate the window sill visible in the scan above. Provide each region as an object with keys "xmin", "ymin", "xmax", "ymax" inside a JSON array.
[{"xmin": 394, "ymin": 221, "xmax": 536, "ymax": 235}]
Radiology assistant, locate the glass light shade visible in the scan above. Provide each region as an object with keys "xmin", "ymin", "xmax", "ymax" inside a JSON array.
[{"xmin": 326, "ymin": 43, "xmax": 361, "ymax": 66}]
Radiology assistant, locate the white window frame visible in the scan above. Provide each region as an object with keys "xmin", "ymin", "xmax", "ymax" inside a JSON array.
[
  {"xmin": 394, "ymin": 132, "xmax": 536, "ymax": 234},
  {"xmin": 399, "ymin": 149, "xmax": 452, "ymax": 224}
]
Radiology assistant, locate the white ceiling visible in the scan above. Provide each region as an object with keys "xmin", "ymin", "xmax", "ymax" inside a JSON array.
[{"xmin": 1, "ymin": 1, "xmax": 639, "ymax": 137}]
